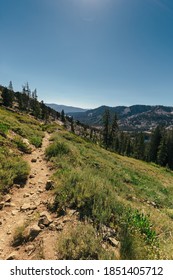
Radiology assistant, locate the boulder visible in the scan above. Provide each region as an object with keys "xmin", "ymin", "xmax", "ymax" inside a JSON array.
[
  {"xmin": 20, "ymin": 203, "xmax": 31, "ymax": 211},
  {"xmin": 6, "ymin": 252, "xmax": 18, "ymax": 260},
  {"xmin": 5, "ymin": 195, "xmax": 12, "ymax": 203},
  {"xmin": 24, "ymin": 224, "xmax": 41, "ymax": 242},
  {"xmin": 38, "ymin": 211, "xmax": 53, "ymax": 227},
  {"xmin": 31, "ymin": 158, "xmax": 37, "ymax": 163}
]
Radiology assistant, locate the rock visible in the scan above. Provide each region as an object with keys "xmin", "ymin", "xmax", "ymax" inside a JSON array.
[
  {"xmin": 38, "ymin": 211, "xmax": 53, "ymax": 227},
  {"xmin": 24, "ymin": 224, "xmax": 41, "ymax": 242},
  {"xmin": 5, "ymin": 194, "xmax": 12, "ymax": 203},
  {"xmin": 29, "ymin": 174, "xmax": 35, "ymax": 179},
  {"xmin": 13, "ymin": 184, "xmax": 21, "ymax": 188},
  {"xmin": 56, "ymin": 224, "xmax": 63, "ymax": 231},
  {"xmin": 101, "ymin": 225, "xmax": 117, "ymax": 240},
  {"xmin": 11, "ymin": 210, "xmax": 18, "ymax": 216},
  {"xmin": 7, "ymin": 230, "xmax": 12, "ymax": 235},
  {"xmin": 30, "ymin": 191, "xmax": 35, "ymax": 195},
  {"xmin": 25, "ymin": 244, "xmax": 35, "ymax": 255},
  {"xmin": 37, "ymin": 189, "xmax": 43, "ymax": 194},
  {"xmin": 0, "ymin": 201, "xmax": 5, "ymax": 210},
  {"xmin": 38, "ymin": 180, "xmax": 43, "ymax": 184},
  {"xmin": 23, "ymin": 193, "xmax": 30, "ymax": 198},
  {"xmin": 0, "ymin": 219, "xmax": 3, "ymax": 225},
  {"xmin": 45, "ymin": 180, "xmax": 54, "ymax": 190},
  {"xmin": 30, "ymin": 205, "xmax": 37, "ymax": 210},
  {"xmin": 67, "ymin": 209, "xmax": 77, "ymax": 216},
  {"xmin": 108, "ymin": 237, "xmax": 120, "ymax": 248},
  {"xmin": 31, "ymin": 158, "xmax": 37, "ymax": 163},
  {"xmin": 6, "ymin": 252, "xmax": 18, "ymax": 260},
  {"xmin": 27, "ymin": 210, "xmax": 34, "ymax": 215},
  {"xmin": 4, "ymin": 202, "xmax": 12, "ymax": 207},
  {"xmin": 20, "ymin": 203, "xmax": 31, "ymax": 211},
  {"xmin": 48, "ymin": 223, "xmax": 56, "ymax": 231}
]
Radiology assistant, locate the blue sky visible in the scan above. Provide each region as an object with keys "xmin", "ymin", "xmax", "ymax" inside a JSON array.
[{"xmin": 1, "ymin": 0, "xmax": 173, "ymax": 108}]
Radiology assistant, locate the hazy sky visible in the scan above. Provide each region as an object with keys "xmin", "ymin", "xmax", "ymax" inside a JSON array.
[{"xmin": 1, "ymin": 0, "xmax": 173, "ymax": 108}]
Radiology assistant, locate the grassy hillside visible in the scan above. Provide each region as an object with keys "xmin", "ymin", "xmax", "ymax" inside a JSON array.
[
  {"xmin": 0, "ymin": 107, "xmax": 44, "ymax": 194},
  {"xmin": 46, "ymin": 127, "xmax": 173, "ymax": 259}
]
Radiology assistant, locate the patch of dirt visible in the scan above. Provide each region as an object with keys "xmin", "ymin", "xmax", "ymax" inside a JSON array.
[{"xmin": 0, "ymin": 133, "xmax": 59, "ymax": 259}]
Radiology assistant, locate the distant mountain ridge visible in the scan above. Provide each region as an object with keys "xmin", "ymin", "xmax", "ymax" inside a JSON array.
[
  {"xmin": 46, "ymin": 103, "xmax": 88, "ymax": 114},
  {"xmin": 70, "ymin": 104, "xmax": 173, "ymax": 131}
]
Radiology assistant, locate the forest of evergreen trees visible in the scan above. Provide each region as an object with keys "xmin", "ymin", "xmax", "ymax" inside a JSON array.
[
  {"xmin": 102, "ymin": 108, "xmax": 173, "ymax": 170},
  {"xmin": 0, "ymin": 81, "xmax": 62, "ymax": 121}
]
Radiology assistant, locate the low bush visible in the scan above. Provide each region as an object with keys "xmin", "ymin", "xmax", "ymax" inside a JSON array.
[
  {"xmin": 29, "ymin": 135, "xmax": 42, "ymax": 148},
  {"xmin": 45, "ymin": 141, "xmax": 70, "ymax": 159},
  {"xmin": 0, "ymin": 149, "xmax": 30, "ymax": 192},
  {"xmin": 14, "ymin": 136, "xmax": 32, "ymax": 154},
  {"xmin": 57, "ymin": 223, "xmax": 114, "ymax": 260},
  {"xmin": 0, "ymin": 123, "xmax": 9, "ymax": 137}
]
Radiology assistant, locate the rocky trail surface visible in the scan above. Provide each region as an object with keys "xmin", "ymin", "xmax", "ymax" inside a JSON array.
[{"xmin": 0, "ymin": 132, "xmax": 78, "ymax": 260}]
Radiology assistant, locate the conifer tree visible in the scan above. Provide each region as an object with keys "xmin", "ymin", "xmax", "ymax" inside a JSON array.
[
  {"xmin": 110, "ymin": 113, "xmax": 118, "ymax": 148},
  {"xmin": 149, "ymin": 126, "xmax": 162, "ymax": 162},
  {"xmin": 61, "ymin": 110, "xmax": 65, "ymax": 122},
  {"xmin": 157, "ymin": 135, "xmax": 168, "ymax": 166},
  {"xmin": 102, "ymin": 108, "xmax": 110, "ymax": 149},
  {"xmin": 8, "ymin": 81, "xmax": 13, "ymax": 91},
  {"xmin": 1, "ymin": 87, "xmax": 14, "ymax": 107}
]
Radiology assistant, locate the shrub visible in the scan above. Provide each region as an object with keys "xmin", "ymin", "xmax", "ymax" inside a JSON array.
[
  {"xmin": 0, "ymin": 150, "xmax": 30, "ymax": 192},
  {"xmin": 0, "ymin": 123, "xmax": 9, "ymax": 137},
  {"xmin": 14, "ymin": 136, "xmax": 32, "ymax": 154},
  {"xmin": 45, "ymin": 141, "xmax": 70, "ymax": 159},
  {"xmin": 57, "ymin": 223, "xmax": 114, "ymax": 260},
  {"xmin": 29, "ymin": 135, "xmax": 42, "ymax": 148},
  {"xmin": 12, "ymin": 224, "xmax": 26, "ymax": 247},
  {"xmin": 54, "ymin": 170, "xmax": 122, "ymax": 225}
]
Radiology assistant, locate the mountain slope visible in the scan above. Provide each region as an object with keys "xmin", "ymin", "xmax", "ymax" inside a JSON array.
[
  {"xmin": 46, "ymin": 127, "xmax": 173, "ymax": 260},
  {"xmin": 70, "ymin": 104, "xmax": 173, "ymax": 131},
  {"xmin": 1, "ymin": 106, "xmax": 173, "ymax": 259},
  {"xmin": 46, "ymin": 103, "xmax": 88, "ymax": 114}
]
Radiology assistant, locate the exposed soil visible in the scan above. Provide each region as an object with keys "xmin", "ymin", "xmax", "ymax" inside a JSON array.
[{"xmin": 0, "ymin": 132, "xmax": 60, "ymax": 259}]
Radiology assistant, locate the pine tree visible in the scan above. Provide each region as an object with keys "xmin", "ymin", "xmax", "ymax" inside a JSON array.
[
  {"xmin": 110, "ymin": 113, "xmax": 118, "ymax": 148},
  {"xmin": 133, "ymin": 132, "xmax": 145, "ymax": 160},
  {"xmin": 61, "ymin": 110, "xmax": 65, "ymax": 122},
  {"xmin": 102, "ymin": 108, "xmax": 110, "ymax": 149},
  {"xmin": 8, "ymin": 81, "xmax": 13, "ymax": 91},
  {"xmin": 70, "ymin": 117, "xmax": 75, "ymax": 133},
  {"xmin": 1, "ymin": 87, "xmax": 14, "ymax": 107},
  {"xmin": 157, "ymin": 135, "xmax": 168, "ymax": 166},
  {"xmin": 149, "ymin": 126, "xmax": 162, "ymax": 162},
  {"xmin": 167, "ymin": 131, "xmax": 173, "ymax": 169}
]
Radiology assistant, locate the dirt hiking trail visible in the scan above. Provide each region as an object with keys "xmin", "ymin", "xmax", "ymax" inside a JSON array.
[{"xmin": 0, "ymin": 132, "xmax": 59, "ymax": 259}]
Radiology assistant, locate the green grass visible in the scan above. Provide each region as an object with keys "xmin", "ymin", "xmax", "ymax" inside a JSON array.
[
  {"xmin": 0, "ymin": 107, "xmax": 45, "ymax": 194},
  {"xmin": 46, "ymin": 129, "xmax": 173, "ymax": 260},
  {"xmin": 57, "ymin": 223, "xmax": 115, "ymax": 260},
  {"xmin": 0, "ymin": 147, "xmax": 30, "ymax": 193}
]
